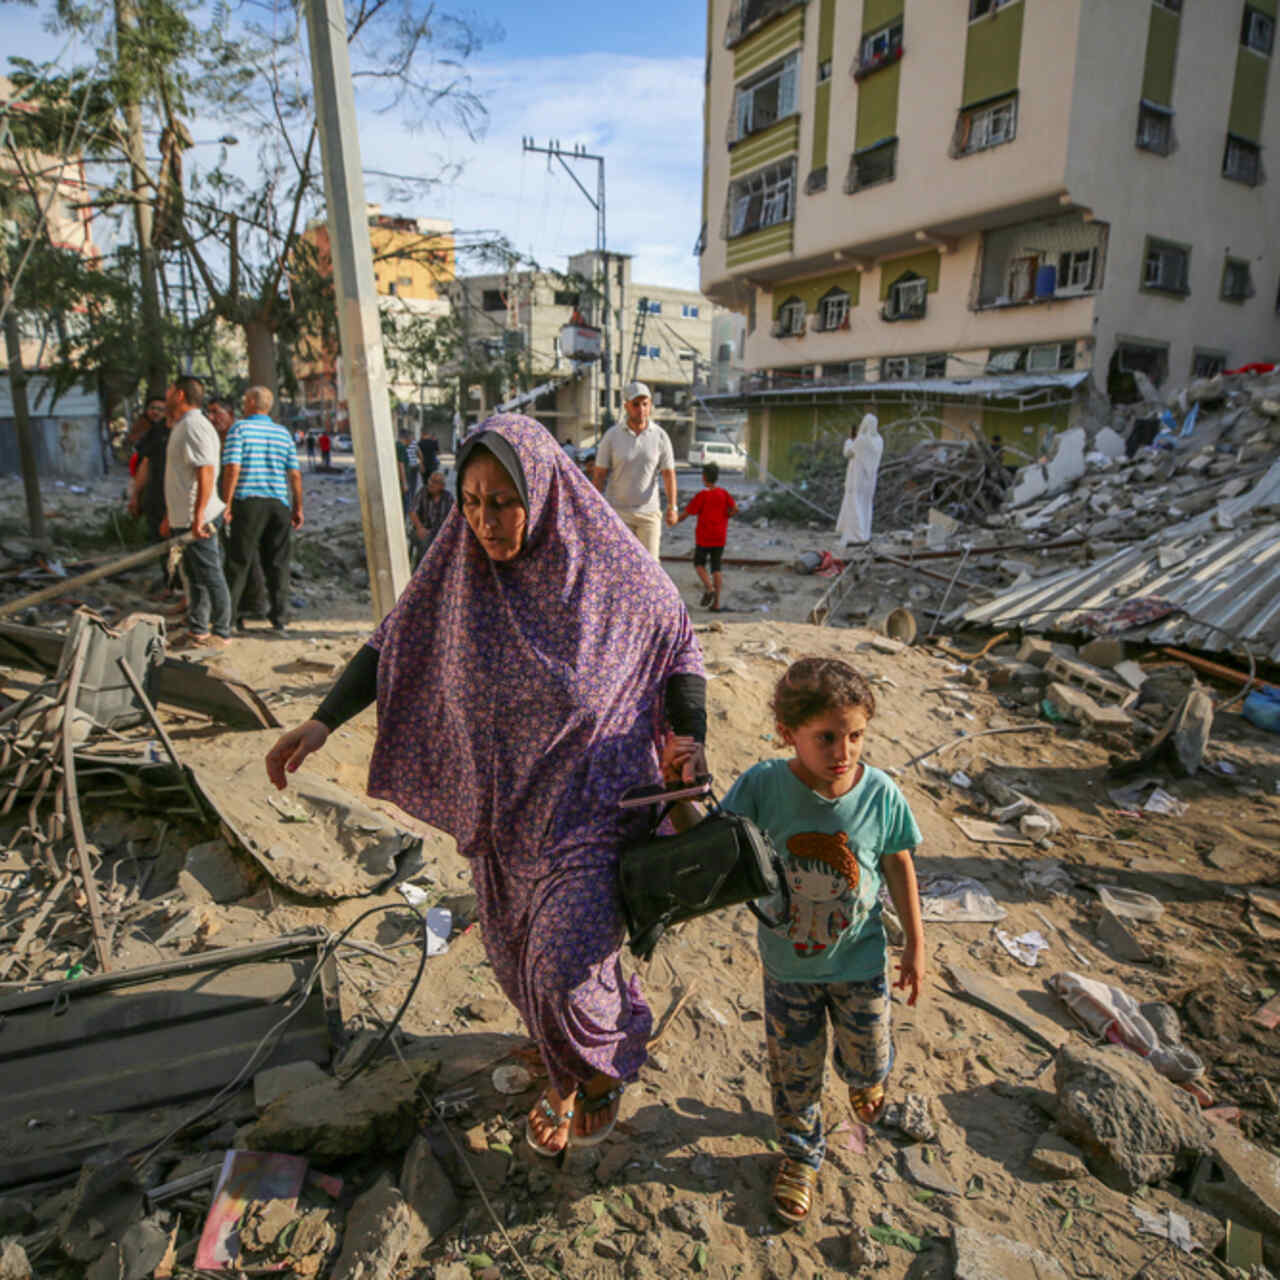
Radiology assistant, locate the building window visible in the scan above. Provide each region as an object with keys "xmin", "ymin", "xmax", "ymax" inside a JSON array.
[
  {"xmin": 845, "ymin": 137, "xmax": 897, "ymax": 192},
  {"xmin": 817, "ymin": 288, "xmax": 851, "ymax": 331},
  {"xmin": 1221, "ymin": 258, "xmax": 1255, "ymax": 301},
  {"xmin": 817, "ymin": 59, "xmax": 832, "ymax": 82},
  {"xmin": 1114, "ymin": 341, "xmax": 1169, "ymax": 388},
  {"xmin": 728, "ymin": 158, "xmax": 796, "ymax": 237},
  {"xmin": 681, "ymin": 304, "xmax": 700, "ymax": 318},
  {"xmin": 1154, "ymin": 0, "xmax": 1181, "ymax": 11},
  {"xmin": 642, "ymin": 344, "xmax": 663, "ymax": 358},
  {"xmin": 1056, "ymin": 249, "xmax": 1098, "ymax": 295},
  {"xmin": 987, "ymin": 343, "xmax": 1074, "ymax": 373},
  {"xmin": 883, "ymin": 273, "xmax": 927, "ymax": 321},
  {"xmin": 646, "ymin": 300, "xmax": 662, "ymax": 314},
  {"xmin": 954, "ymin": 95, "xmax": 1018, "ymax": 155},
  {"xmin": 772, "ymin": 297, "xmax": 806, "ymax": 337},
  {"xmin": 880, "ymin": 353, "xmax": 946, "ymax": 380},
  {"xmin": 1223, "ymin": 134, "xmax": 1261, "ymax": 185},
  {"xmin": 1242, "ymin": 6, "xmax": 1275, "ymax": 54},
  {"xmin": 821, "ymin": 360, "xmax": 866, "ymax": 382},
  {"xmin": 1192, "ymin": 351, "xmax": 1225, "ymax": 378},
  {"xmin": 969, "ymin": 0, "xmax": 1016, "ymax": 19},
  {"xmin": 482, "ymin": 289, "xmax": 505, "ymax": 311},
  {"xmin": 553, "ymin": 289, "xmax": 579, "ymax": 306},
  {"xmin": 1136, "ymin": 101, "xmax": 1175, "ymax": 155},
  {"xmin": 857, "ymin": 20, "xmax": 903, "ymax": 77},
  {"xmin": 1143, "ymin": 239, "xmax": 1190, "ymax": 294},
  {"xmin": 805, "ymin": 166, "xmax": 829, "ymax": 193},
  {"xmin": 734, "ymin": 53, "xmax": 798, "ymax": 140}
]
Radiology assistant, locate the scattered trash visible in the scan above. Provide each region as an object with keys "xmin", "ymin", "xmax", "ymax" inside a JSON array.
[
  {"xmin": 915, "ymin": 874, "xmax": 1007, "ymax": 923},
  {"xmin": 1096, "ymin": 885, "xmax": 1164, "ymax": 922},
  {"xmin": 1131, "ymin": 1204, "xmax": 1196, "ymax": 1254},
  {"xmin": 1049, "ymin": 971, "xmax": 1204, "ymax": 1083},
  {"xmin": 491, "ymin": 1064, "xmax": 533, "ymax": 1095},
  {"xmin": 1022, "ymin": 859, "xmax": 1075, "ymax": 897},
  {"xmin": 953, "ymin": 816, "xmax": 1032, "ymax": 846},
  {"xmin": 195, "ymin": 1150, "xmax": 308, "ymax": 1269},
  {"xmin": 995, "ymin": 929, "xmax": 1050, "ymax": 967},
  {"xmin": 1251, "ymin": 993, "xmax": 1280, "ymax": 1030},
  {"xmin": 949, "ymin": 769, "xmax": 972, "ymax": 789}
]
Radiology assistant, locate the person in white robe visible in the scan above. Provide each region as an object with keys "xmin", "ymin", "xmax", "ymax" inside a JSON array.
[{"xmin": 835, "ymin": 413, "xmax": 883, "ymax": 545}]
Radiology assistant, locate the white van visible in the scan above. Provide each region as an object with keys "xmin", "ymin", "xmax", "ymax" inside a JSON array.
[{"xmin": 686, "ymin": 439, "xmax": 748, "ymax": 471}]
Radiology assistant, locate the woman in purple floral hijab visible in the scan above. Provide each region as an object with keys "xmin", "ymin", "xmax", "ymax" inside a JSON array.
[{"xmin": 266, "ymin": 415, "xmax": 707, "ymax": 1155}]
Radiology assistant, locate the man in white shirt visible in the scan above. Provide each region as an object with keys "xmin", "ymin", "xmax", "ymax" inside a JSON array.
[
  {"xmin": 160, "ymin": 376, "xmax": 232, "ymax": 647},
  {"xmin": 591, "ymin": 381, "xmax": 678, "ymax": 559}
]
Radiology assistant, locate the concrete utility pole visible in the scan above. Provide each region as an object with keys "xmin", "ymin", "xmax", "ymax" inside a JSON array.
[
  {"xmin": 305, "ymin": 0, "xmax": 409, "ymax": 618},
  {"xmin": 521, "ymin": 139, "xmax": 611, "ymax": 427}
]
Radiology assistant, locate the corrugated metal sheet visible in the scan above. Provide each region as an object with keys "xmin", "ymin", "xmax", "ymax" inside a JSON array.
[{"xmin": 958, "ymin": 521, "xmax": 1280, "ymax": 662}]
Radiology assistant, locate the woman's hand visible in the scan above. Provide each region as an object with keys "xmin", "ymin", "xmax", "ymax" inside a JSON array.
[
  {"xmin": 265, "ymin": 719, "xmax": 330, "ymax": 790},
  {"xmin": 661, "ymin": 733, "xmax": 708, "ymax": 785}
]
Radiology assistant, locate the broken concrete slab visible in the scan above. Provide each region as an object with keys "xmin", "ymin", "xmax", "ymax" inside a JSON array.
[
  {"xmin": 400, "ymin": 1134, "xmax": 462, "ymax": 1243},
  {"xmin": 253, "ymin": 1059, "xmax": 331, "ymax": 1110},
  {"xmin": 1028, "ymin": 1132, "xmax": 1088, "ymax": 1180},
  {"xmin": 1079, "ymin": 637, "xmax": 1125, "ymax": 669},
  {"xmin": 1044, "ymin": 654, "xmax": 1134, "ymax": 706},
  {"xmin": 952, "ymin": 1223, "xmax": 1068, "ymax": 1280},
  {"xmin": 330, "ymin": 1174, "xmax": 424, "ymax": 1280},
  {"xmin": 239, "ymin": 1058, "xmax": 439, "ymax": 1159},
  {"xmin": 0, "ymin": 1241, "xmax": 30, "ymax": 1280},
  {"xmin": 1093, "ymin": 427, "xmax": 1126, "ymax": 460},
  {"xmin": 191, "ymin": 766, "xmax": 422, "ymax": 899},
  {"xmin": 85, "ymin": 1214, "xmax": 172, "ymax": 1280},
  {"xmin": 1096, "ymin": 909, "xmax": 1150, "ymax": 963},
  {"xmin": 899, "ymin": 1143, "xmax": 958, "ymax": 1194},
  {"xmin": 1190, "ymin": 1116, "xmax": 1280, "ymax": 1269},
  {"xmin": 57, "ymin": 1158, "xmax": 145, "ymax": 1264},
  {"xmin": 1054, "ymin": 1043, "xmax": 1212, "ymax": 1192},
  {"xmin": 179, "ymin": 839, "xmax": 253, "ymax": 904}
]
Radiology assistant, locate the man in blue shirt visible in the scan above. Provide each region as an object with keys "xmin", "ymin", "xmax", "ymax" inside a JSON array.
[{"xmin": 221, "ymin": 386, "xmax": 304, "ymax": 633}]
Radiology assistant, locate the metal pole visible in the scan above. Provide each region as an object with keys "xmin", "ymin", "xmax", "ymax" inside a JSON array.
[
  {"xmin": 304, "ymin": 0, "xmax": 410, "ymax": 618},
  {"xmin": 598, "ymin": 158, "xmax": 612, "ymax": 427}
]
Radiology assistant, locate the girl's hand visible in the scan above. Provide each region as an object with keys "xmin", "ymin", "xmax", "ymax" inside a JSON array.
[
  {"xmin": 894, "ymin": 938, "xmax": 926, "ymax": 1007},
  {"xmin": 265, "ymin": 719, "xmax": 330, "ymax": 790},
  {"xmin": 661, "ymin": 733, "xmax": 707, "ymax": 785}
]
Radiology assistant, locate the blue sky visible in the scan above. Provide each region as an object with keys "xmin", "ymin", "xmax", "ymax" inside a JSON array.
[{"xmin": 4, "ymin": 0, "xmax": 710, "ymax": 291}]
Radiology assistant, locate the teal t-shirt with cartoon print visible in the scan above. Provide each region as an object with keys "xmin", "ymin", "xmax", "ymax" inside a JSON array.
[{"xmin": 722, "ymin": 758, "xmax": 923, "ymax": 983}]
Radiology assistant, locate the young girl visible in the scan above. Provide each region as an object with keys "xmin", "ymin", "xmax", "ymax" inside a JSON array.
[{"xmin": 668, "ymin": 656, "xmax": 924, "ymax": 1223}]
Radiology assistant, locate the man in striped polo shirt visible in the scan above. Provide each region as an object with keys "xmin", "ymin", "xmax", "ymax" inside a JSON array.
[{"xmin": 221, "ymin": 386, "xmax": 304, "ymax": 633}]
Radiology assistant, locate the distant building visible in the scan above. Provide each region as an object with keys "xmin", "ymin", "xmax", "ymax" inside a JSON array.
[
  {"xmin": 698, "ymin": 0, "xmax": 1280, "ymax": 479},
  {"xmin": 292, "ymin": 206, "xmax": 454, "ymax": 425},
  {"xmin": 452, "ymin": 251, "xmax": 738, "ymax": 456}
]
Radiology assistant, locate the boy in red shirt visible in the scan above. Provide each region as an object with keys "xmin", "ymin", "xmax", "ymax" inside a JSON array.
[{"xmin": 677, "ymin": 461, "xmax": 737, "ymax": 611}]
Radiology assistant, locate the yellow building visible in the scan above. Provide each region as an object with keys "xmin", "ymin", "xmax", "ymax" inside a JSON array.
[
  {"xmin": 699, "ymin": 0, "xmax": 1280, "ymax": 478},
  {"xmin": 293, "ymin": 206, "xmax": 454, "ymax": 413}
]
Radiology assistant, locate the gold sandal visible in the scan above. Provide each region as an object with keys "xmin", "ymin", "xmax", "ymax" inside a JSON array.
[
  {"xmin": 772, "ymin": 1157, "xmax": 818, "ymax": 1223},
  {"xmin": 849, "ymin": 1081, "xmax": 886, "ymax": 1125}
]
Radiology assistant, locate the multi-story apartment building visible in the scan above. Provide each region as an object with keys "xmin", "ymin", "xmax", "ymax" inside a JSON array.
[
  {"xmin": 698, "ymin": 0, "xmax": 1280, "ymax": 478},
  {"xmin": 452, "ymin": 251, "xmax": 738, "ymax": 454},
  {"xmin": 292, "ymin": 207, "xmax": 454, "ymax": 420}
]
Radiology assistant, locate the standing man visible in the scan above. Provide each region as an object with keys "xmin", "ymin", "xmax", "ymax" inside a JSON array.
[
  {"xmin": 417, "ymin": 426, "xmax": 439, "ymax": 482},
  {"xmin": 591, "ymin": 381, "xmax": 678, "ymax": 560},
  {"xmin": 160, "ymin": 376, "xmax": 232, "ymax": 648},
  {"xmin": 127, "ymin": 395, "xmax": 169, "ymax": 541},
  {"xmin": 221, "ymin": 386, "xmax": 304, "ymax": 634},
  {"xmin": 318, "ymin": 428, "xmax": 332, "ymax": 470},
  {"xmin": 396, "ymin": 428, "xmax": 417, "ymax": 515}
]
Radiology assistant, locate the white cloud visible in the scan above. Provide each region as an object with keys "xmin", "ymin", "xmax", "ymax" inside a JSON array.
[{"xmin": 358, "ymin": 52, "xmax": 707, "ymax": 292}]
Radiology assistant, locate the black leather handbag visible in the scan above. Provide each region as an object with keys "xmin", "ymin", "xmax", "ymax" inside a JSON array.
[{"xmin": 618, "ymin": 794, "xmax": 790, "ymax": 961}]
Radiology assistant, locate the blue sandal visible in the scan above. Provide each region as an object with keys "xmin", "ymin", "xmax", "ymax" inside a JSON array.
[
  {"xmin": 572, "ymin": 1082, "xmax": 625, "ymax": 1148},
  {"xmin": 525, "ymin": 1093, "xmax": 573, "ymax": 1158}
]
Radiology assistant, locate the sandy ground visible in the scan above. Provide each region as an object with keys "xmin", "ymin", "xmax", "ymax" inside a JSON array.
[{"xmin": 2, "ymin": 461, "xmax": 1278, "ymax": 1278}]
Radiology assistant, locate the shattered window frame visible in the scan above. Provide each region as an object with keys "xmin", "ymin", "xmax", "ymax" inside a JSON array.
[
  {"xmin": 1222, "ymin": 134, "xmax": 1262, "ymax": 186},
  {"xmin": 1220, "ymin": 257, "xmax": 1255, "ymax": 302},
  {"xmin": 883, "ymin": 273, "xmax": 927, "ymax": 321},
  {"xmin": 969, "ymin": 0, "xmax": 1016, "ymax": 19},
  {"xmin": 954, "ymin": 94, "xmax": 1018, "ymax": 157},
  {"xmin": 773, "ymin": 296, "xmax": 806, "ymax": 337},
  {"xmin": 481, "ymin": 289, "xmax": 506, "ymax": 312},
  {"xmin": 817, "ymin": 288, "xmax": 851, "ymax": 331},
  {"xmin": 1242, "ymin": 6, "xmax": 1275, "ymax": 55},
  {"xmin": 733, "ymin": 51, "xmax": 800, "ymax": 141},
  {"xmin": 1136, "ymin": 101, "xmax": 1175, "ymax": 156},
  {"xmin": 857, "ymin": 20, "xmax": 904, "ymax": 77},
  {"xmin": 728, "ymin": 157, "xmax": 796, "ymax": 238},
  {"xmin": 845, "ymin": 137, "xmax": 898, "ymax": 193},
  {"xmin": 1191, "ymin": 350, "xmax": 1226, "ymax": 378},
  {"xmin": 1142, "ymin": 238, "xmax": 1191, "ymax": 296}
]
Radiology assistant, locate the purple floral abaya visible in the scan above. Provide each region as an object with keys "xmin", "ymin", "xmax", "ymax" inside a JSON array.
[{"xmin": 366, "ymin": 414, "xmax": 703, "ymax": 1094}]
